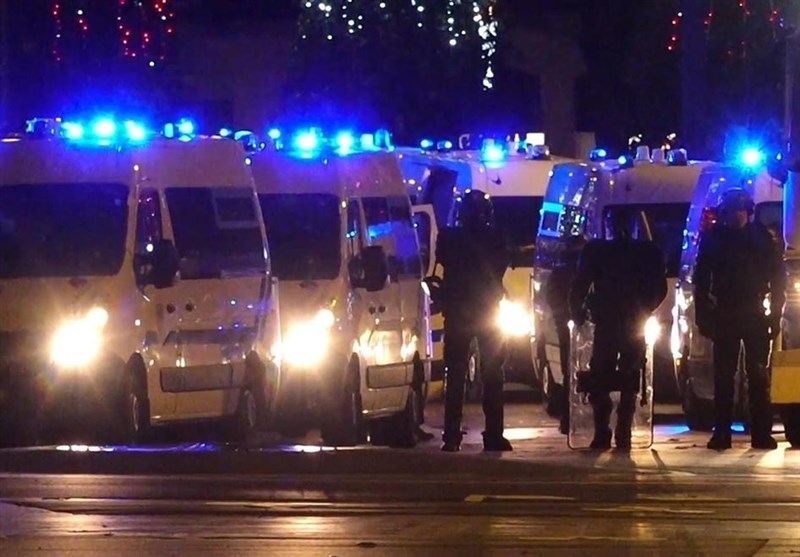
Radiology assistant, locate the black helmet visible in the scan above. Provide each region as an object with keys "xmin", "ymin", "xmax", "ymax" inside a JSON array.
[
  {"xmin": 455, "ymin": 189, "xmax": 495, "ymax": 232},
  {"xmin": 719, "ymin": 188, "xmax": 755, "ymax": 215},
  {"xmin": 604, "ymin": 207, "xmax": 635, "ymax": 240}
]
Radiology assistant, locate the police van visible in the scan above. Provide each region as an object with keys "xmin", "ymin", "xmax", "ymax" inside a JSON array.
[
  {"xmin": 0, "ymin": 118, "xmax": 281, "ymax": 447},
  {"xmin": 673, "ymin": 166, "xmax": 783, "ymax": 429},
  {"xmin": 251, "ymin": 130, "xmax": 432, "ymax": 447},
  {"xmin": 397, "ymin": 136, "xmax": 575, "ymax": 397},
  {"xmin": 534, "ymin": 147, "xmax": 714, "ymax": 415}
]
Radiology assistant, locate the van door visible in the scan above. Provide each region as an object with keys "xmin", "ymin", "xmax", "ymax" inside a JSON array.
[
  {"xmin": 412, "ymin": 204, "xmax": 438, "ymax": 278},
  {"xmin": 359, "ymin": 196, "xmax": 407, "ymax": 412},
  {"xmin": 133, "ymin": 187, "xmax": 177, "ymax": 420},
  {"xmin": 162, "ymin": 186, "xmax": 269, "ymax": 420}
]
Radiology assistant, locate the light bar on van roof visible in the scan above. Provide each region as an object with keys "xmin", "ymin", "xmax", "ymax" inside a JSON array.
[{"xmin": 250, "ymin": 126, "xmax": 392, "ymax": 158}]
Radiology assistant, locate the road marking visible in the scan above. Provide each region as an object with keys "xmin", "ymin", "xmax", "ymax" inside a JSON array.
[
  {"xmin": 465, "ymin": 494, "xmax": 575, "ymax": 503},
  {"xmin": 583, "ymin": 505, "xmax": 714, "ymax": 515},
  {"xmin": 636, "ymin": 494, "xmax": 737, "ymax": 502}
]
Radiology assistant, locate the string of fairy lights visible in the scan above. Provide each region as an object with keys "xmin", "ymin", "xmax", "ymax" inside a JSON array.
[
  {"xmin": 301, "ymin": 0, "xmax": 498, "ymax": 89},
  {"xmin": 667, "ymin": 0, "xmax": 786, "ymax": 53},
  {"xmin": 50, "ymin": 0, "xmax": 176, "ymax": 66}
]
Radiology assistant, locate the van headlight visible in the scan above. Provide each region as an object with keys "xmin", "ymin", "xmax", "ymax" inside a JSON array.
[
  {"xmin": 50, "ymin": 307, "xmax": 109, "ymax": 369},
  {"xmin": 497, "ymin": 299, "xmax": 532, "ymax": 338},
  {"xmin": 282, "ymin": 309, "xmax": 335, "ymax": 368},
  {"xmin": 644, "ymin": 316, "xmax": 661, "ymax": 347}
]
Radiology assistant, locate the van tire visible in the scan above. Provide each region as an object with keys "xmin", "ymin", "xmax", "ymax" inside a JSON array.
[
  {"xmin": 683, "ymin": 378, "xmax": 714, "ymax": 432},
  {"xmin": 120, "ymin": 372, "xmax": 150, "ymax": 445},
  {"xmin": 228, "ymin": 386, "xmax": 261, "ymax": 444},
  {"xmin": 370, "ymin": 387, "xmax": 420, "ymax": 448},
  {"xmin": 465, "ymin": 338, "xmax": 483, "ymax": 403},
  {"xmin": 320, "ymin": 359, "xmax": 365, "ymax": 447}
]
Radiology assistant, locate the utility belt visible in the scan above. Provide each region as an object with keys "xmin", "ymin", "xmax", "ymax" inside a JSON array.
[{"xmin": 576, "ymin": 369, "xmax": 640, "ymax": 394}]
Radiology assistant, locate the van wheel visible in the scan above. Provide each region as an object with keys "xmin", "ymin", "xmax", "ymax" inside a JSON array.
[
  {"xmin": 228, "ymin": 386, "xmax": 261, "ymax": 443},
  {"xmin": 542, "ymin": 362, "xmax": 563, "ymax": 418},
  {"xmin": 122, "ymin": 375, "xmax": 150, "ymax": 445},
  {"xmin": 465, "ymin": 338, "xmax": 483, "ymax": 403},
  {"xmin": 682, "ymin": 378, "xmax": 714, "ymax": 432},
  {"xmin": 321, "ymin": 361, "xmax": 365, "ymax": 447},
  {"xmin": 371, "ymin": 388, "xmax": 420, "ymax": 448}
]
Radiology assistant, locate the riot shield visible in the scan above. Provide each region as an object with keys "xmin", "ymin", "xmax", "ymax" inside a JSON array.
[{"xmin": 567, "ymin": 321, "xmax": 654, "ymax": 449}]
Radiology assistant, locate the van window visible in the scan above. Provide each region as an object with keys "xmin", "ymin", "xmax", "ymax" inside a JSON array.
[
  {"xmin": 413, "ymin": 211, "xmax": 432, "ymax": 276},
  {"xmin": 134, "ymin": 189, "xmax": 163, "ymax": 286},
  {"xmin": 258, "ymin": 193, "xmax": 341, "ymax": 280},
  {"xmin": 388, "ymin": 195, "xmax": 422, "ymax": 278},
  {"xmin": 603, "ymin": 203, "xmax": 690, "ymax": 278},
  {"xmin": 166, "ymin": 187, "xmax": 266, "ymax": 280},
  {"xmin": 0, "ymin": 183, "xmax": 128, "ymax": 278}
]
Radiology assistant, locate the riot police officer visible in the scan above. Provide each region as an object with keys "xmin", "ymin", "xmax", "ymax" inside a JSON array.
[
  {"xmin": 694, "ymin": 188, "xmax": 785, "ymax": 450},
  {"xmin": 436, "ymin": 190, "xmax": 512, "ymax": 452},
  {"xmin": 569, "ymin": 208, "xmax": 667, "ymax": 449}
]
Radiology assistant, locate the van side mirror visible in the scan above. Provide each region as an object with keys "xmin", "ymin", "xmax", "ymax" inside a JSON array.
[
  {"xmin": 151, "ymin": 239, "xmax": 180, "ymax": 289},
  {"xmin": 350, "ymin": 245, "xmax": 389, "ymax": 292}
]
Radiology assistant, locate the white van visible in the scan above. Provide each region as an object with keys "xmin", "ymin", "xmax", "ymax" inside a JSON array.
[
  {"xmin": 533, "ymin": 150, "xmax": 712, "ymax": 414},
  {"xmin": 397, "ymin": 142, "xmax": 575, "ymax": 397},
  {"xmin": 252, "ymin": 142, "xmax": 432, "ymax": 447},
  {"xmin": 0, "ymin": 120, "xmax": 281, "ymax": 447},
  {"xmin": 673, "ymin": 169, "xmax": 783, "ymax": 429}
]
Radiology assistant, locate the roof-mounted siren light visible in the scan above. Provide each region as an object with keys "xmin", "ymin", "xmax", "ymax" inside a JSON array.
[
  {"xmin": 374, "ymin": 128, "xmax": 393, "ymax": 150},
  {"xmin": 481, "ymin": 138, "xmax": 506, "ymax": 163},
  {"xmin": 360, "ymin": 133, "xmax": 376, "ymax": 150},
  {"xmin": 26, "ymin": 117, "xmax": 62, "ymax": 138},
  {"xmin": 651, "ymin": 147, "xmax": 667, "ymax": 164},
  {"xmin": 634, "ymin": 145, "xmax": 651, "ymax": 164},
  {"xmin": 437, "ymin": 139, "xmax": 454, "ymax": 152},
  {"xmin": 667, "ymin": 148, "xmax": 688, "ymax": 166},
  {"xmin": 420, "ymin": 138, "xmax": 435, "ymax": 151},
  {"xmin": 234, "ymin": 129, "xmax": 259, "ymax": 153},
  {"xmin": 588, "ymin": 148, "xmax": 608, "ymax": 162},
  {"xmin": 526, "ymin": 143, "xmax": 551, "ymax": 160}
]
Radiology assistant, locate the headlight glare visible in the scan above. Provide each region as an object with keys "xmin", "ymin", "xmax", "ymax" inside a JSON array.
[
  {"xmin": 497, "ymin": 298, "xmax": 532, "ymax": 338},
  {"xmin": 50, "ymin": 307, "xmax": 108, "ymax": 369},
  {"xmin": 283, "ymin": 309, "xmax": 335, "ymax": 368},
  {"xmin": 644, "ymin": 316, "xmax": 660, "ymax": 347}
]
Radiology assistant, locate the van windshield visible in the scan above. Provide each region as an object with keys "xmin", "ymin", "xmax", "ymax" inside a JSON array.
[
  {"xmin": 258, "ymin": 193, "xmax": 341, "ymax": 280},
  {"xmin": 493, "ymin": 196, "xmax": 544, "ymax": 268},
  {"xmin": 166, "ymin": 187, "xmax": 267, "ymax": 280},
  {"xmin": 0, "ymin": 183, "xmax": 128, "ymax": 278}
]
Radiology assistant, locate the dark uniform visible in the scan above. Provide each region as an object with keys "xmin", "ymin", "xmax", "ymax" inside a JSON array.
[
  {"xmin": 437, "ymin": 190, "xmax": 511, "ymax": 452},
  {"xmin": 569, "ymin": 210, "xmax": 667, "ymax": 449},
  {"xmin": 694, "ymin": 189, "xmax": 785, "ymax": 450}
]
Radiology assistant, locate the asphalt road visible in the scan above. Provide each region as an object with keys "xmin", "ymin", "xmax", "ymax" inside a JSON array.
[{"xmin": 1, "ymin": 392, "xmax": 800, "ymax": 556}]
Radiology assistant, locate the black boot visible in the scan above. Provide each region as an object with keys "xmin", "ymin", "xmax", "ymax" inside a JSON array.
[
  {"xmin": 482, "ymin": 431, "xmax": 513, "ymax": 451},
  {"xmin": 615, "ymin": 392, "xmax": 635, "ymax": 450},
  {"xmin": 441, "ymin": 431, "xmax": 462, "ymax": 452},
  {"xmin": 751, "ymin": 434, "xmax": 778, "ymax": 450},
  {"xmin": 706, "ymin": 429, "xmax": 732, "ymax": 451},
  {"xmin": 589, "ymin": 394, "xmax": 612, "ymax": 450}
]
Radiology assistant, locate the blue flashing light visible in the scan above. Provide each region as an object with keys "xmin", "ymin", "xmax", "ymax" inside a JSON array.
[
  {"xmin": 177, "ymin": 119, "xmax": 195, "ymax": 136},
  {"xmin": 617, "ymin": 155, "xmax": 628, "ymax": 165},
  {"xmin": 482, "ymin": 144, "xmax": 505, "ymax": 163},
  {"xmin": 589, "ymin": 148, "xmax": 608, "ymax": 161},
  {"xmin": 92, "ymin": 118, "xmax": 117, "ymax": 139},
  {"xmin": 741, "ymin": 146, "xmax": 765, "ymax": 168},
  {"xmin": 219, "ymin": 127, "xmax": 233, "ymax": 138},
  {"xmin": 294, "ymin": 129, "xmax": 320, "ymax": 152},
  {"xmin": 336, "ymin": 131, "xmax": 355, "ymax": 153},
  {"xmin": 420, "ymin": 138, "xmax": 434, "ymax": 149},
  {"xmin": 438, "ymin": 140, "xmax": 453, "ymax": 151},
  {"xmin": 62, "ymin": 122, "xmax": 85, "ymax": 140},
  {"xmin": 124, "ymin": 120, "xmax": 147, "ymax": 142},
  {"xmin": 731, "ymin": 422, "xmax": 746, "ymax": 433},
  {"xmin": 268, "ymin": 128, "xmax": 281, "ymax": 140},
  {"xmin": 360, "ymin": 133, "xmax": 376, "ymax": 150}
]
